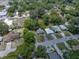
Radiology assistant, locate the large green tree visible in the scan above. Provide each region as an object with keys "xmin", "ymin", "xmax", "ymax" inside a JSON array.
[
  {"xmin": 0, "ymin": 21, "xmax": 9, "ymax": 36},
  {"xmin": 23, "ymin": 31, "xmax": 35, "ymax": 44},
  {"xmin": 24, "ymin": 19, "xmax": 38, "ymax": 30},
  {"xmin": 63, "ymin": 50, "xmax": 79, "ymax": 59},
  {"xmin": 36, "ymin": 45, "xmax": 47, "ymax": 58}
]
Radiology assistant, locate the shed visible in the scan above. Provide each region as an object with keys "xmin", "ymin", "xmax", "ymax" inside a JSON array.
[
  {"xmin": 36, "ymin": 28, "xmax": 44, "ymax": 34},
  {"xmin": 0, "ymin": 11, "xmax": 7, "ymax": 17}
]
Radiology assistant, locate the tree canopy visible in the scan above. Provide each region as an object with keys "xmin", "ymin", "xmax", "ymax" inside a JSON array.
[{"xmin": 0, "ymin": 21, "xmax": 9, "ymax": 36}]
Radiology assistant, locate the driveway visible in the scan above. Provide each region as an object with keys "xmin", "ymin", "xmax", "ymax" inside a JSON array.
[{"xmin": 0, "ymin": 42, "xmax": 16, "ymax": 57}]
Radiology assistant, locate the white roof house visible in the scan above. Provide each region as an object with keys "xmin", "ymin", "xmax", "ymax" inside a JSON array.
[
  {"xmin": 45, "ymin": 28, "xmax": 54, "ymax": 34},
  {"xmin": 0, "ymin": 9, "xmax": 7, "ymax": 19},
  {"xmin": 59, "ymin": 25, "xmax": 67, "ymax": 30},
  {"xmin": 51, "ymin": 26, "xmax": 61, "ymax": 32},
  {"xmin": 4, "ymin": 19, "xmax": 13, "ymax": 26}
]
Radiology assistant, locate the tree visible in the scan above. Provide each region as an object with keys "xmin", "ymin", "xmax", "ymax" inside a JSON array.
[
  {"xmin": 23, "ymin": 28, "xmax": 35, "ymax": 59},
  {"xmin": 50, "ymin": 11, "xmax": 64, "ymax": 25},
  {"xmin": 69, "ymin": 17, "xmax": 79, "ymax": 25},
  {"xmin": 24, "ymin": 19, "xmax": 38, "ymax": 30},
  {"xmin": 0, "ymin": 21, "xmax": 9, "ymax": 36},
  {"xmin": 63, "ymin": 50, "xmax": 79, "ymax": 59},
  {"xmin": 30, "ymin": 7, "xmax": 46, "ymax": 19},
  {"xmin": 23, "ymin": 30, "xmax": 35, "ymax": 44},
  {"xmin": 38, "ymin": 20, "xmax": 46, "ymax": 29},
  {"xmin": 42, "ymin": 14, "xmax": 51, "ymax": 25},
  {"xmin": 36, "ymin": 45, "xmax": 47, "ymax": 58},
  {"xmin": 68, "ymin": 24, "xmax": 79, "ymax": 34},
  {"xmin": 64, "ymin": 0, "xmax": 73, "ymax": 3},
  {"xmin": 68, "ymin": 17, "xmax": 79, "ymax": 34}
]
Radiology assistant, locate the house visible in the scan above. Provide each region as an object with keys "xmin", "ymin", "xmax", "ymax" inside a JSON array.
[
  {"xmin": 3, "ymin": 31, "xmax": 20, "ymax": 42},
  {"xmin": 36, "ymin": 28, "xmax": 44, "ymax": 34},
  {"xmin": 45, "ymin": 28, "xmax": 54, "ymax": 34},
  {"xmin": 4, "ymin": 18, "xmax": 13, "ymax": 26},
  {"xmin": 0, "ymin": 36, "xmax": 3, "ymax": 42},
  {"xmin": 59, "ymin": 25, "xmax": 67, "ymax": 30},
  {"xmin": 51, "ymin": 26, "xmax": 61, "ymax": 32}
]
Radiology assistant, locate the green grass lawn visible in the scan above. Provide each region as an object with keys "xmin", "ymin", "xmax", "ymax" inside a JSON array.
[
  {"xmin": 63, "ymin": 31, "xmax": 71, "ymax": 36},
  {"xmin": 57, "ymin": 43, "xmax": 68, "ymax": 52},
  {"xmin": 47, "ymin": 34, "xmax": 54, "ymax": 40},
  {"xmin": 36, "ymin": 34, "xmax": 45, "ymax": 42},
  {"xmin": 0, "ymin": 5, "xmax": 4, "ymax": 11},
  {"xmin": 55, "ymin": 33, "xmax": 63, "ymax": 39}
]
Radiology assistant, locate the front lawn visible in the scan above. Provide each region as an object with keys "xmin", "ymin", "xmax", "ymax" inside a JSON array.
[
  {"xmin": 0, "ymin": 5, "xmax": 4, "ymax": 11},
  {"xmin": 57, "ymin": 43, "xmax": 68, "ymax": 52},
  {"xmin": 36, "ymin": 34, "xmax": 45, "ymax": 42},
  {"xmin": 47, "ymin": 34, "xmax": 54, "ymax": 40},
  {"xmin": 55, "ymin": 33, "xmax": 63, "ymax": 39}
]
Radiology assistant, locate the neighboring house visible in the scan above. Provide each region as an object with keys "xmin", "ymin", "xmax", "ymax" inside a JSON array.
[
  {"xmin": 51, "ymin": 26, "xmax": 61, "ymax": 33},
  {"xmin": 36, "ymin": 28, "xmax": 44, "ymax": 34},
  {"xmin": 45, "ymin": 28, "xmax": 54, "ymax": 34},
  {"xmin": 3, "ymin": 31, "xmax": 20, "ymax": 42},
  {"xmin": 0, "ymin": 0, "xmax": 9, "ymax": 6},
  {"xmin": 4, "ymin": 18, "xmax": 13, "ymax": 26},
  {"xmin": 59, "ymin": 25, "xmax": 68, "ymax": 30},
  {"xmin": 0, "ymin": 10, "xmax": 7, "ymax": 19}
]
